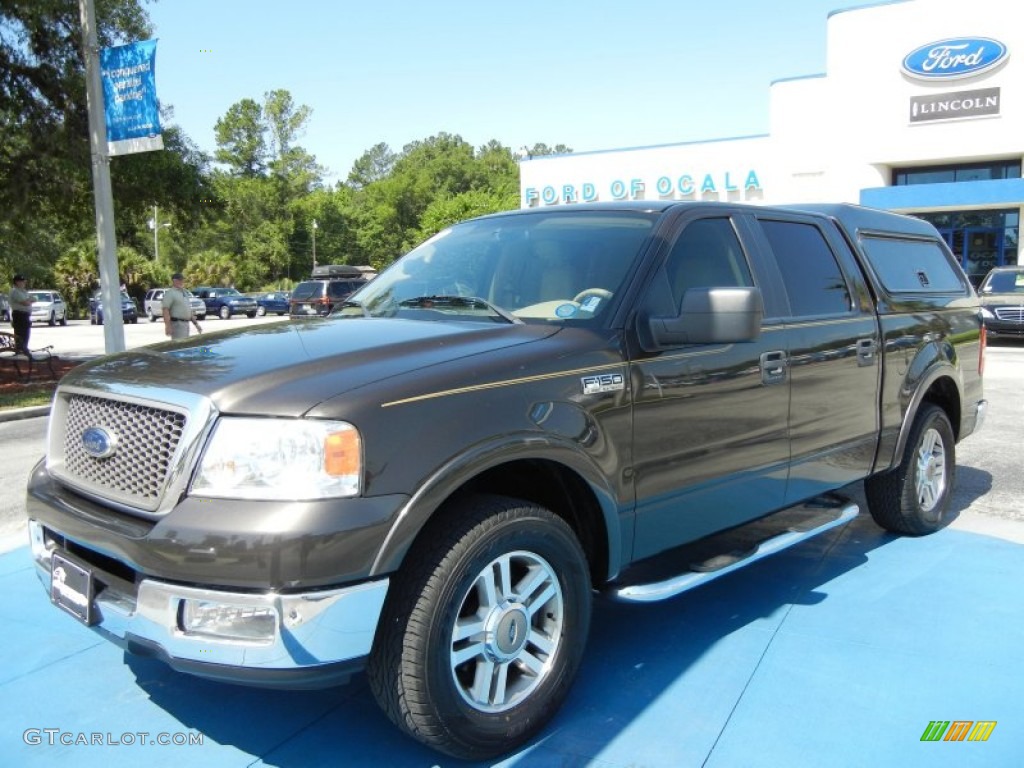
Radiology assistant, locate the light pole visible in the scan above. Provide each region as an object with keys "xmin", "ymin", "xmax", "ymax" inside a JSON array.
[
  {"xmin": 312, "ymin": 219, "xmax": 318, "ymax": 270},
  {"xmin": 149, "ymin": 205, "xmax": 170, "ymax": 262}
]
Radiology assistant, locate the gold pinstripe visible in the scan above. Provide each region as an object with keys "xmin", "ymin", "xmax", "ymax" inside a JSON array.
[{"xmin": 380, "ymin": 361, "xmax": 628, "ymax": 408}]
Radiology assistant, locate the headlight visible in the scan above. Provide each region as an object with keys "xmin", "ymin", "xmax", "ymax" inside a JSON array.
[
  {"xmin": 191, "ymin": 418, "xmax": 361, "ymax": 499},
  {"xmin": 980, "ymin": 307, "xmax": 994, "ymax": 319}
]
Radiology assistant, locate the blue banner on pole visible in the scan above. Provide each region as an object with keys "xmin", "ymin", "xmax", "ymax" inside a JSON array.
[{"xmin": 99, "ymin": 39, "xmax": 163, "ymax": 156}]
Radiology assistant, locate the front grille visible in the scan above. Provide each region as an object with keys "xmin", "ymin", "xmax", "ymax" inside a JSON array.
[
  {"xmin": 994, "ymin": 307, "xmax": 1024, "ymax": 322},
  {"xmin": 62, "ymin": 394, "xmax": 187, "ymax": 504}
]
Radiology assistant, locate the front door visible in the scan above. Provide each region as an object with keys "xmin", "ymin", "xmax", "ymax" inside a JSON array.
[{"xmin": 630, "ymin": 215, "xmax": 791, "ymax": 560}]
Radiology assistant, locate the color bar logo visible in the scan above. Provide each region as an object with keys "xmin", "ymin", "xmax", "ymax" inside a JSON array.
[{"xmin": 921, "ymin": 721, "xmax": 996, "ymax": 742}]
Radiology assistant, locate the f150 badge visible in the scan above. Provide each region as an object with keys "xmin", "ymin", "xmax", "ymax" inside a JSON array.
[{"xmin": 581, "ymin": 373, "xmax": 625, "ymax": 394}]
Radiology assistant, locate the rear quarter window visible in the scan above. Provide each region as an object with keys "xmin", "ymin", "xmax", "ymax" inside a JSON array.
[
  {"xmin": 291, "ymin": 282, "xmax": 322, "ymax": 301},
  {"xmin": 858, "ymin": 236, "xmax": 968, "ymax": 294}
]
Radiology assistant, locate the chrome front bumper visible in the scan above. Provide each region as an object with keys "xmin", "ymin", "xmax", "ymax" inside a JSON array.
[{"xmin": 29, "ymin": 520, "xmax": 389, "ymax": 687}]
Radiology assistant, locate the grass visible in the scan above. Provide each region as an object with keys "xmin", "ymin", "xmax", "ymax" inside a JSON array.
[{"xmin": 0, "ymin": 384, "xmax": 57, "ymax": 410}]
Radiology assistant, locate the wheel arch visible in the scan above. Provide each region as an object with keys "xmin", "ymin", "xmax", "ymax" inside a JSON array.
[
  {"xmin": 369, "ymin": 439, "xmax": 623, "ymax": 587},
  {"xmin": 891, "ymin": 368, "xmax": 962, "ymax": 471}
]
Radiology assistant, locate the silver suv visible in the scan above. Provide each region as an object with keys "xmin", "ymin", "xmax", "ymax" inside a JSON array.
[
  {"xmin": 29, "ymin": 290, "xmax": 68, "ymax": 326},
  {"xmin": 143, "ymin": 288, "xmax": 206, "ymax": 322}
]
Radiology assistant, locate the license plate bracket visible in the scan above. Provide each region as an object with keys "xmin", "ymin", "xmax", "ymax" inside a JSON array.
[{"xmin": 50, "ymin": 552, "xmax": 95, "ymax": 626}]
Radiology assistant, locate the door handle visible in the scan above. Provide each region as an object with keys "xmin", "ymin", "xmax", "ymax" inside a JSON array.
[
  {"xmin": 856, "ymin": 338, "xmax": 877, "ymax": 367},
  {"xmin": 760, "ymin": 350, "xmax": 788, "ymax": 385}
]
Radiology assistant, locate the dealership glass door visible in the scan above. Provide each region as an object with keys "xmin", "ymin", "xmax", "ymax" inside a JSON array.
[{"xmin": 964, "ymin": 228, "xmax": 1004, "ymax": 286}]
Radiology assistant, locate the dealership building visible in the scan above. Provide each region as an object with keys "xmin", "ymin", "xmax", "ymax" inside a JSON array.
[{"xmin": 518, "ymin": 0, "xmax": 1020, "ymax": 285}]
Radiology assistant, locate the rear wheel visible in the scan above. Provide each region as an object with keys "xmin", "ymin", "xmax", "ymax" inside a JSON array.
[
  {"xmin": 48, "ymin": 311, "xmax": 55, "ymax": 326},
  {"xmin": 368, "ymin": 495, "xmax": 591, "ymax": 760},
  {"xmin": 59, "ymin": 313, "xmax": 67, "ymax": 326},
  {"xmin": 865, "ymin": 404, "xmax": 956, "ymax": 535}
]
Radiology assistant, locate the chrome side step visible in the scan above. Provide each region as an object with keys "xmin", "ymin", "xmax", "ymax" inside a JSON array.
[{"xmin": 606, "ymin": 496, "xmax": 859, "ymax": 603}]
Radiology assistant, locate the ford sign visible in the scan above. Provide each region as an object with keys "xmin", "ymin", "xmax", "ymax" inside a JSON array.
[
  {"xmin": 902, "ymin": 38, "xmax": 1008, "ymax": 81},
  {"xmin": 81, "ymin": 426, "xmax": 118, "ymax": 459}
]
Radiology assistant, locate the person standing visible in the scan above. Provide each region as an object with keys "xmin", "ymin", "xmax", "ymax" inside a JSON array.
[
  {"xmin": 9, "ymin": 273, "xmax": 33, "ymax": 355},
  {"xmin": 161, "ymin": 272, "xmax": 202, "ymax": 339}
]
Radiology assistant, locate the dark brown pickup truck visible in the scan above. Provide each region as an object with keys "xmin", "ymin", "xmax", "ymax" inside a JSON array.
[{"xmin": 27, "ymin": 201, "xmax": 985, "ymax": 759}]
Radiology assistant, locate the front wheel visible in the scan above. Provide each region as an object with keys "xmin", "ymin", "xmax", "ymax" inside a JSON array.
[
  {"xmin": 48, "ymin": 312, "xmax": 55, "ymax": 326},
  {"xmin": 256, "ymin": 306, "xmax": 266, "ymax": 317},
  {"xmin": 865, "ymin": 404, "xmax": 956, "ymax": 535},
  {"xmin": 368, "ymin": 495, "xmax": 591, "ymax": 760},
  {"xmin": 219, "ymin": 305, "xmax": 231, "ymax": 320}
]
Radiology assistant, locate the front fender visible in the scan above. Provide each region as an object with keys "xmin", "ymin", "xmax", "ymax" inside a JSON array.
[{"xmin": 368, "ymin": 431, "xmax": 627, "ymax": 582}]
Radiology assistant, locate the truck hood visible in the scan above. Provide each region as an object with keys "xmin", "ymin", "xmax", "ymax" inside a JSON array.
[{"xmin": 61, "ymin": 317, "xmax": 560, "ymax": 416}]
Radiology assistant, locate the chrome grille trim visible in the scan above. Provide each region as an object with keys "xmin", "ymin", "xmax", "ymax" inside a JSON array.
[
  {"xmin": 993, "ymin": 307, "xmax": 1024, "ymax": 322},
  {"xmin": 47, "ymin": 384, "xmax": 219, "ymax": 518}
]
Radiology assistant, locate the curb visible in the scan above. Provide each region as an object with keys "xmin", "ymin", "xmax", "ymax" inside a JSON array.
[{"xmin": 0, "ymin": 405, "xmax": 50, "ymax": 423}]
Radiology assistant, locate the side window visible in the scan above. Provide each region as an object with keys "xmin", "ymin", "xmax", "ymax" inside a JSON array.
[
  {"xmin": 664, "ymin": 218, "xmax": 753, "ymax": 311},
  {"xmin": 761, "ymin": 220, "xmax": 851, "ymax": 317}
]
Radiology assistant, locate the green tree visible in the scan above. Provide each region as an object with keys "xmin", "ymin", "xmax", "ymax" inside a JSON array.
[
  {"xmin": 0, "ymin": 0, "xmax": 151, "ymax": 272},
  {"xmin": 347, "ymin": 142, "xmax": 396, "ymax": 190},
  {"xmin": 214, "ymin": 98, "xmax": 267, "ymax": 177}
]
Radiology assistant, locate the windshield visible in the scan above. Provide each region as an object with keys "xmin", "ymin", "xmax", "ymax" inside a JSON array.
[
  {"xmin": 30, "ymin": 292, "xmax": 54, "ymax": 301},
  {"xmin": 345, "ymin": 210, "xmax": 655, "ymax": 323},
  {"xmin": 981, "ymin": 270, "xmax": 1024, "ymax": 294}
]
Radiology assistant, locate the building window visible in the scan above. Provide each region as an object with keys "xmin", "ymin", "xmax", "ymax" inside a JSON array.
[{"xmin": 893, "ymin": 161, "xmax": 1021, "ymax": 186}]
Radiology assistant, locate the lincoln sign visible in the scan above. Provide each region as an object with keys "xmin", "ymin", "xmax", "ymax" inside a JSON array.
[{"xmin": 910, "ymin": 87, "xmax": 1000, "ymax": 124}]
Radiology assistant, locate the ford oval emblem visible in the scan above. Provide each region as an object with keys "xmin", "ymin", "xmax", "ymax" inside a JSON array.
[
  {"xmin": 81, "ymin": 426, "xmax": 118, "ymax": 459},
  {"xmin": 902, "ymin": 38, "xmax": 1009, "ymax": 81}
]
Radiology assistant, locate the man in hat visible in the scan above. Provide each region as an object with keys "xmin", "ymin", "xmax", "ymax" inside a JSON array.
[
  {"xmin": 9, "ymin": 273, "xmax": 33, "ymax": 354},
  {"xmin": 162, "ymin": 272, "xmax": 202, "ymax": 340}
]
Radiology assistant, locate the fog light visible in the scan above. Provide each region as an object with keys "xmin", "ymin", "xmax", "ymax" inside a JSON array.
[{"xmin": 180, "ymin": 599, "xmax": 277, "ymax": 643}]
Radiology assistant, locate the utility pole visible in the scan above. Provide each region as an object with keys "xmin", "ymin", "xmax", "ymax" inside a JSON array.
[
  {"xmin": 149, "ymin": 205, "xmax": 170, "ymax": 262},
  {"xmin": 312, "ymin": 219, "xmax": 318, "ymax": 269},
  {"xmin": 80, "ymin": 0, "xmax": 125, "ymax": 353}
]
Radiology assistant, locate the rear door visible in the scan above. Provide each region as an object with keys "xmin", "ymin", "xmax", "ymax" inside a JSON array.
[{"xmin": 750, "ymin": 213, "xmax": 881, "ymax": 504}]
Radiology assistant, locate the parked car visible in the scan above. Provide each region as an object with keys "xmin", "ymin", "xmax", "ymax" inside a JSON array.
[
  {"xmin": 0, "ymin": 292, "xmax": 9, "ymax": 323},
  {"xmin": 144, "ymin": 288, "xmax": 206, "ymax": 322},
  {"xmin": 28, "ymin": 290, "xmax": 68, "ymax": 326},
  {"xmin": 89, "ymin": 290, "xmax": 139, "ymax": 325},
  {"xmin": 289, "ymin": 266, "xmax": 367, "ymax": 318},
  {"xmin": 978, "ymin": 265, "xmax": 1024, "ymax": 338},
  {"xmin": 193, "ymin": 286, "xmax": 258, "ymax": 319},
  {"xmin": 248, "ymin": 291, "xmax": 291, "ymax": 316}
]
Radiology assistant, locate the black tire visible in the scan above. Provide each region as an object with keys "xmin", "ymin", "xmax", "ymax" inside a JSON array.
[
  {"xmin": 246, "ymin": 311, "xmax": 257, "ymax": 318},
  {"xmin": 48, "ymin": 312, "xmax": 55, "ymax": 326},
  {"xmin": 149, "ymin": 311, "xmax": 157, "ymax": 323},
  {"xmin": 59, "ymin": 313, "xmax": 67, "ymax": 326},
  {"xmin": 219, "ymin": 305, "xmax": 231, "ymax": 320},
  {"xmin": 865, "ymin": 404, "xmax": 956, "ymax": 535},
  {"xmin": 368, "ymin": 495, "xmax": 591, "ymax": 760}
]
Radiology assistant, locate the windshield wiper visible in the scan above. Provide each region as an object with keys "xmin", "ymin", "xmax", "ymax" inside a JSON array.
[{"xmin": 397, "ymin": 295, "xmax": 522, "ymax": 324}]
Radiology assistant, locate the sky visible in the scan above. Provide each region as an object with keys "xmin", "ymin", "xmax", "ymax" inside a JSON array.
[{"xmin": 146, "ymin": 0, "xmax": 884, "ymax": 184}]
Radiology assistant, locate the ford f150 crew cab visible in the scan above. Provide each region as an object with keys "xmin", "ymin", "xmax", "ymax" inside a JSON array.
[{"xmin": 27, "ymin": 201, "xmax": 985, "ymax": 759}]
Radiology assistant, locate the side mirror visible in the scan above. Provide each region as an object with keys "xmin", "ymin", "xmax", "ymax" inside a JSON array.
[{"xmin": 642, "ymin": 286, "xmax": 763, "ymax": 350}]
